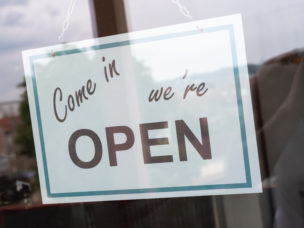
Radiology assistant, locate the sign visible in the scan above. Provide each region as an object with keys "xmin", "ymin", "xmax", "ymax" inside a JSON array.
[{"xmin": 22, "ymin": 14, "xmax": 262, "ymax": 204}]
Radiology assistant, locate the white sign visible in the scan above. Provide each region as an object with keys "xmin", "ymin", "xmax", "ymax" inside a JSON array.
[{"xmin": 23, "ymin": 14, "xmax": 262, "ymax": 204}]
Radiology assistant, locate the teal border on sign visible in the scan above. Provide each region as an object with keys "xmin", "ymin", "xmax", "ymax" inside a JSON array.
[{"xmin": 29, "ymin": 24, "xmax": 252, "ymax": 198}]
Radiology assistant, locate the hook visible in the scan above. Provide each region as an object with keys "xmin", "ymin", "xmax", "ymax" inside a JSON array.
[
  {"xmin": 51, "ymin": 49, "xmax": 55, "ymax": 57},
  {"xmin": 196, "ymin": 25, "xmax": 204, "ymax": 33}
]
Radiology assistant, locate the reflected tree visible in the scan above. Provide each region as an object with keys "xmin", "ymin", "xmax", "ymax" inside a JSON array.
[{"xmin": 14, "ymin": 80, "xmax": 35, "ymax": 157}]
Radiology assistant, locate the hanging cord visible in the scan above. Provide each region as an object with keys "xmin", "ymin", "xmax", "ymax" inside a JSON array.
[
  {"xmin": 58, "ymin": 0, "xmax": 78, "ymax": 41},
  {"xmin": 171, "ymin": 0, "xmax": 193, "ymax": 20}
]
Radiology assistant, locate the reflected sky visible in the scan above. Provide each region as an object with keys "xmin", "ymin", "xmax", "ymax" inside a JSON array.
[
  {"xmin": 0, "ymin": 0, "xmax": 93, "ymax": 102},
  {"xmin": 0, "ymin": 0, "xmax": 304, "ymax": 102},
  {"xmin": 125, "ymin": 0, "xmax": 304, "ymax": 64}
]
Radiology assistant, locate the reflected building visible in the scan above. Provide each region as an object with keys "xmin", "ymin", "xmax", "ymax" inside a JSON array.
[
  {"xmin": 0, "ymin": 101, "xmax": 19, "ymax": 176},
  {"xmin": 0, "ymin": 101, "xmax": 34, "ymax": 179}
]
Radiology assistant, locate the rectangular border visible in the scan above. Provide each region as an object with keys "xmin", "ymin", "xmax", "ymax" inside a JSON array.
[{"xmin": 29, "ymin": 24, "xmax": 252, "ymax": 198}]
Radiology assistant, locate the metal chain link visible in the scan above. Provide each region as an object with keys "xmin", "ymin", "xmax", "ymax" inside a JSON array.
[
  {"xmin": 171, "ymin": 0, "xmax": 193, "ymax": 20},
  {"xmin": 58, "ymin": 0, "xmax": 78, "ymax": 41}
]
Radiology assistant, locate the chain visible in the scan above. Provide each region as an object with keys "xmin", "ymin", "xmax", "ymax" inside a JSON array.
[
  {"xmin": 58, "ymin": 0, "xmax": 78, "ymax": 41},
  {"xmin": 171, "ymin": 0, "xmax": 193, "ymax": 20}
]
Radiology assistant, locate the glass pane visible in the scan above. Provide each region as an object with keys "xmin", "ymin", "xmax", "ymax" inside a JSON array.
[{"xmin": 1, "ymin": 0, "xmax": 303, "ymax": 227}]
